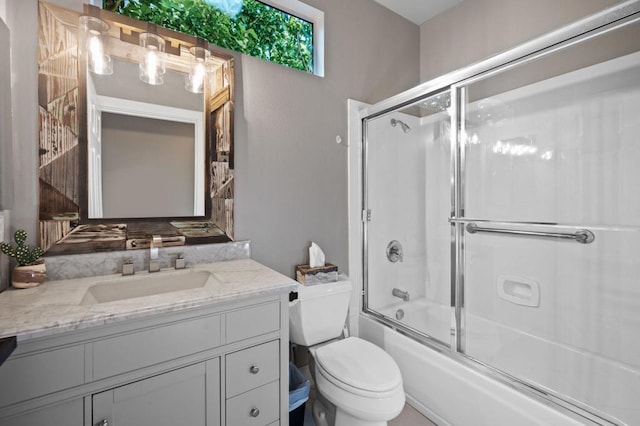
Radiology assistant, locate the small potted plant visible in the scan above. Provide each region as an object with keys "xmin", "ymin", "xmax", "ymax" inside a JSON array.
[{"xmin": 1, "ymin": 229, "xmax": 46, "ymax": 289}]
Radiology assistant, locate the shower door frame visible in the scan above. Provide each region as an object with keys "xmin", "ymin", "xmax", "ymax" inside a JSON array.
[{"xmin": 359, "ymin": 2, "xmax": 640, "ymax": 425}]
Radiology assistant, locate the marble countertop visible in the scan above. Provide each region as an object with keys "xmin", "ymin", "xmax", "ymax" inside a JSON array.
[{"xmin": 0, "ymin": 259, "xmax": 296, "ymax": 341}]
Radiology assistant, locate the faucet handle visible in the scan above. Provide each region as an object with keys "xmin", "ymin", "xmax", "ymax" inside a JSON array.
[
  {"xmin": 122, "ymin": 258, "xmax": 135, "ymax": 276},
  {"xmin": 149, "ymin": 236, "xmax": 162, "ymax": 272},
  {"xmin": 150, "ymin": 235, "xmax": 162, "ymax": 260},
  {"xmin": 175, "ymin": 254, "xmax": 186, "ymax": 270},
  {"xmin": 386, "ymin": 240, "xmax": 404, "ymax": 263}
]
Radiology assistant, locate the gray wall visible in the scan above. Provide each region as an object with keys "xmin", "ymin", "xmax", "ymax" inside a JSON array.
[
  {"xmin": 2, "ymin": 1, "xmax": 40, "ymax": 251},
  {"xmin": 101, "ymin": 113, "xmax": 195, "ymax": 218},
  {"xmin": 233, "ymin": 0, "xmax": 419, "ymax": 275},
  {"xmin": 0, "ymin": 16, "xmax": 11, "ymax": 291},
  {"xmin": 0, "ymin": 17, "xmax": 12, "ymax": 212},
  {"xmin": 419, "ymin": 0, "xmax": 620, "ymax": 82},
  {"xmin": 2, "ymin": 0, "xmax": 419, "ymax": 277}
]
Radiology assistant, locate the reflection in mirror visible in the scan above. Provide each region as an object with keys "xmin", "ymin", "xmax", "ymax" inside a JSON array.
[
  {"xmin": 37, "ymin": 1, "xmax": 235, "ymax": 254},
  {"xmin": 86, "ymin": 57, "xmax": 205, "ymax": 218}
]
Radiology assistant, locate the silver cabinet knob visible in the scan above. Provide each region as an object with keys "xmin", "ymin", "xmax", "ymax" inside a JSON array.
[
  {"xmin": 249, "ymin": 365, "xmax": 260, "ymax": 374},
  {"xmin": 96, "ymin": 420, "xmax": 109, "ymax": 426},
  {"xmin": 250, "ymin": 407, "xmax": 260, "ymax": 417}
]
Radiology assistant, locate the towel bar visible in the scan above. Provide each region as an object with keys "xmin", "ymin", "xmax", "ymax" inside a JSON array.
[{"xmin": 465, "ymin": 223, "xmax": 595, "ymax": 244}]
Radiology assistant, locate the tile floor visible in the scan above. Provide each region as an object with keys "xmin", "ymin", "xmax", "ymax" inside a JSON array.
[
  {"xmin": 301, "ymin": 398, "xmax": 436, "ymax": 426},
  {"xmin": 389, "ymin": 404, "xmax": 437, "ymax": 426}
]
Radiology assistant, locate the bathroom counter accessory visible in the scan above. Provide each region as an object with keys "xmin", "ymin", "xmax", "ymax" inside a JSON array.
[
  {"xmin": 295, "ymin": 263, "xmax": 338, "ymax": 285},
  {"xmin": 0, "ymin": 258, "xmax": 296, "ymax": 341}
]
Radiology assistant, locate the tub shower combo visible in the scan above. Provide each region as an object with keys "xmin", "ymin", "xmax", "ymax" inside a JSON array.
[{"xmin": 353, "ymin": 2, "xmax": 640, "ymax": 425}]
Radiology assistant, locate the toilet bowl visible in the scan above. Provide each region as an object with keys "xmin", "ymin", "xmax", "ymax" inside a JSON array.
[
  {"xmin": 311, "ymin": 337, "xmax": 405, "ymax": 426},
  {"xmin": 289, "ymin": 279, "xmax": 405, "ymax": 426}
]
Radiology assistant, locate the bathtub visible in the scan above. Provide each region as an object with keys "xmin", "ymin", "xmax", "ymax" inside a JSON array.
[{"xmin": 359, "ymin": 298, "xmax": 635, "ymax": 426}]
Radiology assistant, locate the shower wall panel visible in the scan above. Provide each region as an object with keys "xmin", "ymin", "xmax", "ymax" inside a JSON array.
[
  {"xmin": 364, "ymin": 93, "xmax": 452, "ymax": 344},
  {"xmin": 464, "ymin": 53, "xmax": 640, "ymax": 226},
  {"xmin": 366, "ymin": 113, "xmax": 427, "ymax": 311},
  {"xmin": 420, "ymin": 115, "xmax": 450, "ymax": 308},
  {"xmin": 460, "ymin": 34, "xmax": 640, "ymax": 425}
]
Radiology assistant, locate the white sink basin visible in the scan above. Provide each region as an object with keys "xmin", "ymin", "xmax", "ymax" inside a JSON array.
[{"xmin": 80, "ymin": 269, "xmax": 216, "ymax": 305}]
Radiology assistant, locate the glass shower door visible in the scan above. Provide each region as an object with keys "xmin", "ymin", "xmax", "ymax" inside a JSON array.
[
  {"xmin": 363, "ymin": 91, "xmax": 452, "ymax": 346},
  {"xmin": 456, "ymin": 18, "xmax": 640, "ymax": 425}
]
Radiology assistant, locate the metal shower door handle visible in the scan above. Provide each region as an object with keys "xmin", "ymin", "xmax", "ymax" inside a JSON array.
[{"xmin": 466, "ymin": 223, "xmax": 595, "ymax": 244}]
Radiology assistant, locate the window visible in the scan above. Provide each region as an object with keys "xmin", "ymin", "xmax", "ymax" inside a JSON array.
[{"xmin": 103, "ymin": 0, "xmax": 324, "ymax": 76}]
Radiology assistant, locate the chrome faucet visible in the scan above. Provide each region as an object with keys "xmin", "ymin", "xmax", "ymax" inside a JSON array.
[
  {"xmin": 392, "ymin": 288, "xmax": 410, "ymax": 302},
  {"xmin": 149, "ymin": 235, "xmax": 162, "ymax": 273}
]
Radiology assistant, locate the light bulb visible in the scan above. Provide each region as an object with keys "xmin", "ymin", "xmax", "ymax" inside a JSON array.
[
  {"xmin": 79, "ymin": 16, "xmax": 113, "ymax": 75},
  {"xmin": 185, "ymin": 46, "xmax": 210, "ymax": 94},
  {"xmin": 139, "ymin": 32, "xmax": 166, "ymax": 85}
]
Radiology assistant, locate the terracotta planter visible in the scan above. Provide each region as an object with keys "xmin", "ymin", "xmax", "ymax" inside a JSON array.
[{"xmin": 12, "ymin": 259, "xmax": 47, "ymax": 289}]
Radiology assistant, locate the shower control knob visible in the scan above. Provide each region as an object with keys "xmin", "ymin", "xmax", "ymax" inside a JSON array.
[
  {"xmin": 95, "ymin": 420, "xmax": 109, "ymax": 426},
  {"xmin": 249, "ymin": 365, "xmax": 260, "ymax": 374},
  {"xmin": 250, "ymin": 407, "xmax": 260, "ymax": 417},
  {"xmin": 386, "ymin": 240, "xmax": 404, "ymax": 263}
]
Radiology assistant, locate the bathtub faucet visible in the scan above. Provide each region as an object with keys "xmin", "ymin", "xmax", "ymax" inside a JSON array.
[{"xmin": 392, "ymin": 288, "xmax": 410, "ymax": 302}]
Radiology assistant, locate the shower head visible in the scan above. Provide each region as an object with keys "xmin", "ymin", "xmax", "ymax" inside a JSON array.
[{"xmin": 390, "ymin": 118, "xmax": 411, "ymax": 133}]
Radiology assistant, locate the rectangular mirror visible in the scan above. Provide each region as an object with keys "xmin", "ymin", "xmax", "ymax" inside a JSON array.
[
  {"xmin": 86, "ymin": 56, "xmax": 205, "ymax": 218},
  {"xmin": 37, "ymin": 2, "xmax": 235, "ymax": 254}
]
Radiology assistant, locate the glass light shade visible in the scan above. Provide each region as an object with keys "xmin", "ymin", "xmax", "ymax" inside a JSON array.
[
  {"xmin": 139, "ymin": 32, "xmax": 166, "ymax": 85},
  {"xmin": 185, "ymin": 46, "xmax": 211, "ymax": 94},
  {"xmin": 79, "ymin": 16, "xmax": 113, "ymax": 76}
]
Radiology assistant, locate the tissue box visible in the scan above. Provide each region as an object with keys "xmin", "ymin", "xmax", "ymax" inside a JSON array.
[{"xmin": 296, "ymin": 264, "xmax": 338, "ymax": 285}]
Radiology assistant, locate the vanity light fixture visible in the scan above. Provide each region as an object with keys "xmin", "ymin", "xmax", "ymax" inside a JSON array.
[
  {"xmin": 78, "ymin": 15, "xmax": 113, "ymax": 76},
  {"xmin": 139, "ymin": 32, "xmax": 166, "ymax": 85},
  {"xmin": 185, "ymin": 45, "xmax": 210, "ymax": 94}
]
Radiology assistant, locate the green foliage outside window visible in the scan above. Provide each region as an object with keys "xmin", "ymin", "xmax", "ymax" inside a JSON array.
[{"xmin": 103, "ymin": 0, "xmax": 314, "ymax": 73}]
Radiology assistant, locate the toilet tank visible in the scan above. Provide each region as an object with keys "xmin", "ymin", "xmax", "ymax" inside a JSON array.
[{"xmin": 289, "ymin": 278, "xmax": 352, "ymax": 346}]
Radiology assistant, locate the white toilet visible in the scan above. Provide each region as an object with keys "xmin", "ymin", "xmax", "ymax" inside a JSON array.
[{"xmin": 289, "ymin": 279, "xmax": 405, "ymax": 426}]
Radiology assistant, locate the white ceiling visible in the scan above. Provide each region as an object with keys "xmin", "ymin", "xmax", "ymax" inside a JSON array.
[{"xmin": 373, "ymin": 0, "xmax": 464, "ymax": 25}]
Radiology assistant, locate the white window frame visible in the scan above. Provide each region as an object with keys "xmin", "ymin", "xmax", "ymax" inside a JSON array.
[{"xmin": 261, "ymin": 0, "xmax": 325, "ymax": 76}]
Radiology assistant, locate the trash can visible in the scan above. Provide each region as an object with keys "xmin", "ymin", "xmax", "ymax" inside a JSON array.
[{"xmin": 289, "ymin": 362, "xmax": 311, "ymax": 426}]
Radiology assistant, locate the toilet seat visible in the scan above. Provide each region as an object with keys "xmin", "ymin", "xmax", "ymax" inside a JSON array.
[
  {"xmin": 314, "ymin": 337, "xmax": 402, "ymax": 396},
  {"xmin": 312, "ymin": 338, "xmax": 405, "ymax": 422}
]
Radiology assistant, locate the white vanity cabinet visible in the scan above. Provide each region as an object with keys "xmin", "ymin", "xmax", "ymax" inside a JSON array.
[{"xmin": 0, "ymin": 293, "xmax": 290, "ymax": 426}]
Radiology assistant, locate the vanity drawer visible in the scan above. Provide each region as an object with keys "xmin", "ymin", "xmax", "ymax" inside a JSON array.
[
  {"xmin": 225, "ymin": 301, "xmax": 280, "ymax": 343},
  {"xmin": 93, "ymin": 314, "xmax": 221, "ymax": 380},
  {"xmin": 226, "ymin": 340, "xmax": 279, "ymax": 397},
  {"xmin": 0, "ymin": 345, "xmax": 84, "ymax": 407},
  {"xmin": 225, "ymin": 380, "xmax": 279, "ymax": 426}
]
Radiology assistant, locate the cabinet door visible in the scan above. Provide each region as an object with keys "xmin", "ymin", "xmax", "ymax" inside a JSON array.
[
  {"xmin": 93, "ymin": 360, "xmax": 220, "ymax": 426},
  {"xmin": 2, "ymin": 398, "xmax": 83, "ymax": 426}
]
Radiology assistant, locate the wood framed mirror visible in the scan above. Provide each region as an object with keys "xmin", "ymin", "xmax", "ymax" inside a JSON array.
[{"xmin": 38, "ymin": 2, "xmax": 235, "ymax": 254}]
